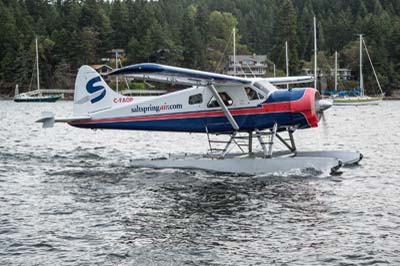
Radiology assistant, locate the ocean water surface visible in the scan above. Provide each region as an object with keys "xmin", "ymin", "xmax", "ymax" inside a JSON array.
[{"xmin": 0, "ymin": 100, "xmax": 399, "ymax": 265}]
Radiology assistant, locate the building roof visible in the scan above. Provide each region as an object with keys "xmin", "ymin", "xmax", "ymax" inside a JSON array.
[
  {"xmin": 90, "ymin": 64, "xmax": 113, "ymax": 71},
  {"xmin": 229, "ymin": 54, "xmax": 267, "ymax": 61}
]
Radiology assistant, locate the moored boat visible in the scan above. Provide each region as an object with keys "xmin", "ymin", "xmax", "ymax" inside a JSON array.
[
  {"xmin": 14, "ymin": 38, "xmax": 61, "ymax": 103},
  {"xmin": 14, "ymin": 93, "xmax": 61, "ymax": 102},
  {"xmin": 333, "ymin": 35, "xmax": 384, "ymax": 106},
  {"xmin": 333, "ymin": 95, "xmax": 383, "ymax": 106}
]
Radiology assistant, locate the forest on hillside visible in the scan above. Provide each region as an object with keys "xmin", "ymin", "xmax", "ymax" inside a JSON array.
[{"xmin": 1, "ymin": 0, "xmax": 400, "ymax": 95}]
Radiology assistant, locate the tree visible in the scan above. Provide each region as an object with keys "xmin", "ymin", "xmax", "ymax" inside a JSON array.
[
  {"xmin": 80, "ymin": 27, "xmax": 100, "ymax": 64},
  {"xmin": 110, "ymin": 0, "xmax": 129, "ymax": 49},
  {"xmin": 0, "ymin": 0, "xmax": 18, "ymax": 83},
  {"xmin": 272, "ymin": 0, "xmax": 301, "ymax": 74},
  {"xmin": 181, "ymin": 5, "xmax": 205, "ymax": 68},
  {"xmin": 206, "ymin": 10, "xmax": 239, "ymax": 71},
  {"xmin": 1, "ymin": 0, "xmax": 400, "ymax": 95}
]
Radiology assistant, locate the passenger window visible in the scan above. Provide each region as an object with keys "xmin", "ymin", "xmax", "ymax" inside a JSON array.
[
  {"xmin": 245, "ymin": 87, "xmax": 259, "ymax": 101},
  {"xmin": 189, "ymin": 93, "xmax": 203, "ymax": 105},
  {"xmin": 207, "ymin": 92, "xmax": 233, "ymax": 108}
]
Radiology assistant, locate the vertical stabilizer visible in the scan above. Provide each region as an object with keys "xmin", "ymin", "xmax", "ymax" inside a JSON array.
[{"xmin": 73, "ymin": 65, "xmax": 124, "ymax": 116}]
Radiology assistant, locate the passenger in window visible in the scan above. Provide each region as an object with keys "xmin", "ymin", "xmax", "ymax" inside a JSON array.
[
  {"xmin": 208, "ymin": 92, "xmax": 232, "ymax": 107},
  {"xmin": 220, "ymin": 93, "xmax": 229, "ymax": 105},
  {"xmin": 245, "ymin": 87, "xmax": 259, "ymax": 101}
]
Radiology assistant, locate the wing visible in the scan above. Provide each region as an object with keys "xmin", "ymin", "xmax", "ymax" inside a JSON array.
[
  {"xmin": 109, "ymin": 63, "xmax": 313, "ymax": 87},
  {"xmin": 108, "ymin": 63, "xmax": 251, "ymax": 86}
]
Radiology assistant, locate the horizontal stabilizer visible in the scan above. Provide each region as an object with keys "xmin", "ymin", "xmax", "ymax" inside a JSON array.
[
  {"xmin": 36, "ymin": 112, "xmax": 91, "ymax": 128},
  {"xmin": 36, "ymin": 112, "xmax": 55, "ymax": 128}
]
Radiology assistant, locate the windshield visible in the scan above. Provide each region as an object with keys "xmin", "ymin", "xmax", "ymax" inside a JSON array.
[{"xmin": 253, "ymin": 80, "xmax": 277, "ymax": 95}]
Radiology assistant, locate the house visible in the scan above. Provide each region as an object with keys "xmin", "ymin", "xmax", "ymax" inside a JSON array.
[
  {"xmin": 303, "ymin": 67, "xmax": 354, "ymax": 80},
  {"xmin": 303, "ymin": 68, "xmax": 323, "ymax": 77},
  {"xmin": 330, "ymin": 68, "xmax": 354, "ymax": 80},
  {"xmin": 227, "ymin": 54, "xmax": 268, "ymax": 77},
  {"xmin": 89, "ymin": 64, "xmax": 113, "ymax": 76}
]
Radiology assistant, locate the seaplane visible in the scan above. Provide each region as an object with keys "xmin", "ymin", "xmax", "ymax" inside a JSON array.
[{"xmin": 37, "ymin": 63, "xmax": 362, "ymax": 175}]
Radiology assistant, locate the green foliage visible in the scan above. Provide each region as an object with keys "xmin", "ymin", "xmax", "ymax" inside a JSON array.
[
  {"xmin": 273, "ymin": 0, "xmax": 300, "ymax": 74},
  {"xmin": 0, "ymin": 0, "xmax": 400, "ymax": 94}
]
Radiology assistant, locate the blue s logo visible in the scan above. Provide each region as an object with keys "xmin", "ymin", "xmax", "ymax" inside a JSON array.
[{"xmin": 86, "ymin": 76, "xmax": 106, "ymax": 104}]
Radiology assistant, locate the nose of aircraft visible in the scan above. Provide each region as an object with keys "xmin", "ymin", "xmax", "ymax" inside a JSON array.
[{"xmin": 289, "ymin": 88, "xmax": 333, "ymax": 128}]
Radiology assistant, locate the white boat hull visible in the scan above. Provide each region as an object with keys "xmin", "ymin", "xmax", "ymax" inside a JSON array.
[{"xmin": 333, "ymin": 96, "xmax": 383, "ymax": 106}]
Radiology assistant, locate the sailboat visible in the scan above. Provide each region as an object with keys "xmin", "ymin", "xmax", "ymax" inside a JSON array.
[
  {"xmin": 333, "ymin": 35, "xmax": 384, "ymax": 106},
  {"xmin": 14, "ymin": 38, "xmax": 61, "ymax": 102}
]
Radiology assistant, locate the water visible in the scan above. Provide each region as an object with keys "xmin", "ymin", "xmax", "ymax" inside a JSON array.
[{"xmin": 0, "ymin": 100, "xmax": 399, "ymax": 265}]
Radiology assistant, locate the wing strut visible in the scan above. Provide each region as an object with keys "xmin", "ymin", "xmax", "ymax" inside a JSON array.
[{"xmin": 208, "ymin": 84, "xmax": 239, "ymax": 131}]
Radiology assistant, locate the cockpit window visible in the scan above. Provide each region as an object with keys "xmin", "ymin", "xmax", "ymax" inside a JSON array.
[{"xmin": 207, "ymin": 92, "xmax": 233, "ymax": 108}]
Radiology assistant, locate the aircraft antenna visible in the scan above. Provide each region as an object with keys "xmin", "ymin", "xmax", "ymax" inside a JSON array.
[
  {"xmin": 239, "ymin": 64, "xmax": 247, "ymax": 78},
  {"xmin": 245, "ymin": 62, "xmax": 256, "ymax": 78}
]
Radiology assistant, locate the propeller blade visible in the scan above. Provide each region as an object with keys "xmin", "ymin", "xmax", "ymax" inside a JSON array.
[{"xmin": 318, "ymin": 99, "xmax": 333, "ymax": 112}]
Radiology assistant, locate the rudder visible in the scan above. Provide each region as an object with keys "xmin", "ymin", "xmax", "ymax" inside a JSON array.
[{"xmin": 73, "ymin": 65, "xmax": 124, "ymax": 116}]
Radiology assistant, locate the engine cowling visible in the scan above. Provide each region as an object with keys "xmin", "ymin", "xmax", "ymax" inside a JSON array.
[{"xmin": 290, "ymin": 88, "xmax": 320, "ymax": 128}]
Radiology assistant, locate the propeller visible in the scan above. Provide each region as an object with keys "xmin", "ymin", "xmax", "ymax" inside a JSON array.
[
  {"xmin": 315, "ymin": 98, "xmax": 333, "ymax": 123},
  {"xmin": 314, "ymin": 96, "xmax": 332, "ymax": 136}
]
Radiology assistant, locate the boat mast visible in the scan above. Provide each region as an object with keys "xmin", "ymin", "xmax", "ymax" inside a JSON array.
[
  {"xmin": 273, "ymin": 63, "xmax": 276, "ymax": 77},
  {"xmin": 334, "ymin": 51, "xmax": 338, "ymax": 92},
  {"xmin": 35, "ymin": 37, "xmax": 41, "ymax": 95},
  {"xmin": 358, "ymin": 34, "xmax": 364, "ymax": 96},
  {"xmin": 314, "ymin": 16, "xmax": 317, "ymax": 91},
  {"xmin": 362, "ymin": 39, "xmax": 384, "ymax": 96},
  {"xmin": 285, "ymin": 41, "xmax": 289, "ymax": 89},
  {"xmin": 115, "ymin": 51, "xmax": 119, "ymax": 92},
  {"xmin": 233, "ymin": 28, "xmax": 236, "ymax": 76}
]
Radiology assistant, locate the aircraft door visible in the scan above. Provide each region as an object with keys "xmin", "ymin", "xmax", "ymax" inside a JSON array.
[{"xmin": 204, "ymin": 90, "xmax": 235, "ymax": 132}]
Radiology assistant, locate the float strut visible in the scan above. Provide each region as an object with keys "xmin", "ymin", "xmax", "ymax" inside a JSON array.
[
  {"xmin": 248, "ymin": 131, "xmax": 253, "ymax": 154},
  {"xmin": 268, "ymin": 123, "xmax": 278, "ymax": 157}
]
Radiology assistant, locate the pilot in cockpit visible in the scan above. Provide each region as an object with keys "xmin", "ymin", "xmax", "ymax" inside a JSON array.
[{"xmin": 245, "ymin": 87, "xmax": 258, "ymax": 101}]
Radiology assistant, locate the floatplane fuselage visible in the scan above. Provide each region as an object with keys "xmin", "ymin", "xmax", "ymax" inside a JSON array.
[{"xmin": 37, "ymin": 64, "xmax": 362, "ymax": 175}]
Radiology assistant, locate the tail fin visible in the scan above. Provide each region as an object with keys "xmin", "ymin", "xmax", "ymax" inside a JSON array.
[{"xmin": 73, "ymin": 65, "xmax": 125, "ymax": 116}]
